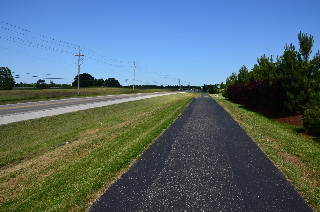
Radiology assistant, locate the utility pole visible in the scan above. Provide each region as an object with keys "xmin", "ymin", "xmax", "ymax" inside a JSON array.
[
  {"xmin": 133, "ymin": 61, "xmax": 136, "ymax": 90},
  {"xmin": 179, "ymin": 79, "xmax": 181, "ymax": 90},
  {"xmin": 75, "ymin": 46, "xmax": 84, "ymax": 95}
]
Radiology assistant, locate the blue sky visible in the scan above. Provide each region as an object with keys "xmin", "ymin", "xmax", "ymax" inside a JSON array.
[{"xmin": 1, "ymin": 0, "xmax": 320, "ymax": 86}]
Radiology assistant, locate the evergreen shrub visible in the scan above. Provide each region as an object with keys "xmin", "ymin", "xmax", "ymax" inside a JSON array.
[{"xmin": 303, "ymin": 109, "xmax": 320, "ymax": 135}]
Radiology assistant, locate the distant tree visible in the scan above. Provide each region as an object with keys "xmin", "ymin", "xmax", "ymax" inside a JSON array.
[
  {"xmin": 36, "ymin": 79, "xmax": 48, "ymax": 88},
  {"xmin": 50, "ymin": 80, "xmax": 57, "ymax": 87},
  {"xmin": 95, "ymin": 78, "xmax": 105, "ymax": 86},
  {"xmin": 72, "ymin": 73, "xmax": 95, "ymax": 87},
  {"xmin": 207, "ymin": 84, "xmax": 219, "ymax": 94},
  {"xmin": 223, "ymin": 72, "xmax": 238, "ymax": 98},
  {"xmin": 105, "ymin": 78, "xmax": 121, "ymax": 87},
  {"xmin": 0, "ymin": 67, "xmax": 15, "ymax": 90},
  {"xmin": 202, "ymin": 84, "xmax": 208, "ymax": 92},
  {"xmin": 226, "ymin": 72, "xmax": 238, "ymax": 86},
  {"xmin": 220, "ymin": 82, "xmax": 226, "ymax": 90}
]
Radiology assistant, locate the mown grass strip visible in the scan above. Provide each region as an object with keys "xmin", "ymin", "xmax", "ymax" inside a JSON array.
[
  {"xmin": 0, "ymin": 92, "xmax": 198, "ymax": 212},
  {"xmin": 214, "ymin": 95, "xmax": 320, "ymax": 212}
]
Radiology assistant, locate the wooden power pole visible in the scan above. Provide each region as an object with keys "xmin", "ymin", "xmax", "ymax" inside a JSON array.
[{"xmin": 75, "ymin": 47, "xmax": 84, "ymax": 94}]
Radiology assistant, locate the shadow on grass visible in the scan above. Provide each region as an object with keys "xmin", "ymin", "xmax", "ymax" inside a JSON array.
[
  {"xmin": 313, "ymin": 136, "xmax": 320, "ymax": 143},
  {"xmin": 293, "ymin": 127, "xmax": 306, "ymax": 134}
]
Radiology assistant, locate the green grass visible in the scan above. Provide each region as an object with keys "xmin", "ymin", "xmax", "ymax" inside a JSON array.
[
  {"xmin": 214, "ymin": 95, "xmax": 320, "ymax": 212},
  {"xmin": 0, "ymin": 92, "xmax": 198, "ymax": 212},
  {"xmin": 0, "ymin": 87, "xmax": 171, "ymax": 105}
]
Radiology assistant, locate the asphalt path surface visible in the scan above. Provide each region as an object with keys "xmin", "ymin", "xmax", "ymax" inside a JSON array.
[{"xmin": 89, "ymin": 93, "xmax": 313, "ymax": 212}]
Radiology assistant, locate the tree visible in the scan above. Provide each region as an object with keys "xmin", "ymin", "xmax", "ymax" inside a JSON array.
[
  {"xmin": 220, "ymin": 82, "xmax": 225, "ymax": 90},
  {"xmin": 72, "ymin": 73, "xmax": 95, "ymax": 87},
  {"xmin": 36, "ymin": 79, "xmax": 48, "ymax": 89},
  {"xmin": 226, "ymin": 72, "xmax": 238, "ymax": 86},
  {"xmin": 95, "ymin": 78, "xmax": 105, "ymax": 86},
  {"xmin": 237, "ymin": 66, "xmax": 250, "ymax": 84},
  {"xmin": 50, "ymin": 80, "xmax": 58, "ymax": 87},
  {"xmin": 105, "ymin": 78, "xmax": 121, "ymax": 87},
  {"xmin": 0, "ymin": 67, "xmax": 15, "ymax": 90},
  {"xmin": 277, "ymin": 32, "xmax": 319, "ymax": 114},
  {"xmin": 310, "ymin": 50, "xmax": 320, "ymax": 80},
  {"xmin": 207, "ymin": 84, "xmax": 219, "ymax": 94},
  {"xmin": 223, "ymin": 72, "xmax": 238, "ymax": 98},
  {"xmin": 278, "ymin": 43, "xmax": 301, "ymax": 78},
  {"xmin": 222, "ymin": 32, "xmax": 320, "ymax": 114},
  {"xmin": 251, "ymin": 55, "xmax": 279, "ymax": 80},
  {"xmin": 298, "ymin": 31, "xmax": 314, "ymax": 63}
]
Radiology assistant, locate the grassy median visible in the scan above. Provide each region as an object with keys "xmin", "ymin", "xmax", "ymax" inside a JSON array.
[
  {"xmin": 214, "ymin": 95, "xmax": 320, "ymax": 212},
  {"xmin": 0, "ymin": 92, "xmax": 198, "ymax": 212},
  {"xmin": 0, "ymin": 87, "xmax": 170, "ymax": 105}
]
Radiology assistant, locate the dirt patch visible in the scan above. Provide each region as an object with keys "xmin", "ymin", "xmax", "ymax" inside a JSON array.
[
  {"xmin": 273, "ymin": 115, "xmax": 303, "ymax": 126},
  {"xmin": 243, "ymin": 104, "xmax": 303, "ymax": 126},
  {"xmin": 280, "ymin": 152, "xmax": 302, "ymax": 166}
]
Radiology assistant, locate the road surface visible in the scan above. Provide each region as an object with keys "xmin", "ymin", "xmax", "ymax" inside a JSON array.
[{"xmin": 0, "ymin": 92, "xmax": 179, "ymax": 125}]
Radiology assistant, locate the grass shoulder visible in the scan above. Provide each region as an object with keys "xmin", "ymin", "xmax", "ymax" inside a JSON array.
[
  {"xmin": 0, "ymin": 92, "xmax": 198, "ymax": 212},
  {"xmin": 0, "ymin": 87, "xmax": 173, "ymax": 105}
]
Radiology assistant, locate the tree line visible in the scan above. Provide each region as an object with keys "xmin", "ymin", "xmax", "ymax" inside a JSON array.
[
  {"xmin": 0, "ymin": 69, "xmax": 122, "ymax": 89},
  {"xmin": 35, "ymin": 73, "xmax": 122, "ymax": 89},
  {"xmin": 223, "ymin": 31, "xmax": 320, "ymax": 115},
  {"xmin": 71, "ymin": 73, "xmax": 121, "ymax": 88},
  {"xmin": 222, "ymin": 32, "xmax": 320, "ymax": 135}
]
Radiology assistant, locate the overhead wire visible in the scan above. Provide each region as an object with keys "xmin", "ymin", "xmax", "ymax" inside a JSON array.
[{"xmin": 1, "ymin": 20, "xmax": 185, "ymax": 86}]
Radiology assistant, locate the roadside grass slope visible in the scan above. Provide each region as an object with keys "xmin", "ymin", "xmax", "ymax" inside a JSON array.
[
  {"xmin": 0, "ymin": 92, "xmax": 198, "ymax": 212},
  {"xmin": 0, "ymin": 87, "xmax": 169, "ymax": 105}
]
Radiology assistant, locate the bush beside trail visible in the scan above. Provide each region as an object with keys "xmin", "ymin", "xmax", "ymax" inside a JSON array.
[
  {"xmin": 226, "ymin": 79, "xmax": 287, "ymax": 111},
  {"xmin": 303, "ymin": 109, "xmax": 320, "ymax": 135}
]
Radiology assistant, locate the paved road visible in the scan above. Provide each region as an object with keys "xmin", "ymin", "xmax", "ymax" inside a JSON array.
[
  {"xmin": 0, "ymin": 92, "xmax": 181, "ymax": 125},
  {"xmin": 89, "ymin": 93, "xmax": 313, "ymax": 212},
  {"xmin": 0, "ymin": 92, "xmax": 173, "ymax": 116}
]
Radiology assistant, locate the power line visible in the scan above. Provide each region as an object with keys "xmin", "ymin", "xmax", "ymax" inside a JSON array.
[
  {"xmin": 1, "ymin": 20, "xmax": 78, "ymax": 48},
  {"xmin": 1, "ymin": 20, "xmax": 186, "ymax": 85},
  {"xmin": 0, "ymin": 35, "xmax": 76, "ymax": 55}
]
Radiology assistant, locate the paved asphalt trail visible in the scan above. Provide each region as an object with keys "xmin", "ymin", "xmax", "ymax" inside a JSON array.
[{"xmin": 89, "ymin": 93, "xmax": 313, "ymax": 212}]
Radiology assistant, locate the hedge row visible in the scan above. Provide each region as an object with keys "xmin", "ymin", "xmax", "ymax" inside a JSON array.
[{"xmin": 226, "ymin": 79, "xmax": 287, "ymax": 110}]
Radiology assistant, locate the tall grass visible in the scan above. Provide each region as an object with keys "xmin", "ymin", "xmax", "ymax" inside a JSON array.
[
  {"xmin": 0, "ymin": 92, "xmax": 198, "ymax": 211},
  {"xmin": 214, "ymin": 95, "xmax": 320, "ymax": 212}
]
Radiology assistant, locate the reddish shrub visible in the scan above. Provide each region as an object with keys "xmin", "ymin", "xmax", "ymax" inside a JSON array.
[{"xmin": 227, "ymin": 79, "xmax": 287, "ymax": 110}]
